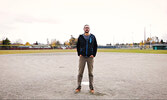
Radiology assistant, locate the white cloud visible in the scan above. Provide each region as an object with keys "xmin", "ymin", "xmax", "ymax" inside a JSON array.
[{"xmin": 0, "ymin": 0, "xmax": 167, "ymax": 45}]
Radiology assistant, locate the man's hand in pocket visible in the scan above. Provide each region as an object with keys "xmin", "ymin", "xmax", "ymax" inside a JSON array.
[{"xmin": 90, "ymin": 55, "xmax": 94, "ymax": 58}]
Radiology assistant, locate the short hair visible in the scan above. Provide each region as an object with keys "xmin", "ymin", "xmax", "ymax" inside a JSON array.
[{"xmin": 84, "ymin": 24, "xmax": 90, "ymax": 28}]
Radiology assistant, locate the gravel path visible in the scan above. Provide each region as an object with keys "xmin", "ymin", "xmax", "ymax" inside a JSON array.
[{"xmin": 0, "ymin": 52, "xmax": 167, "ymax": 99}]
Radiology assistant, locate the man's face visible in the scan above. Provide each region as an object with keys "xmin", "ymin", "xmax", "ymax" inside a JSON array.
[{"xmin": 84, "ymin": 26, "xmax": 90, "ymax": 33}]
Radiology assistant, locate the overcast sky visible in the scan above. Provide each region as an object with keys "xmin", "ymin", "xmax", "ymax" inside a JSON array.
[{"xmin": 0, "ymin": 0, "xmax": 167, "ymax": 45}]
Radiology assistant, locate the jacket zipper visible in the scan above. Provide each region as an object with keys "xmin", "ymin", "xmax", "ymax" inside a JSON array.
[
  {"xmin": 86, "ymin": 35, "xmax": 91, "ymax": 57},
  {"xmin": 86, "ymin": 40, "xmax": 88, "ymax": 57},
  {"xmin": 83, "ymin": 34, "xmax": 91, "ymax": 57}
]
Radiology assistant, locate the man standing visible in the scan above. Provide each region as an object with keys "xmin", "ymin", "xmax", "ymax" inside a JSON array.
[{"xmin": 75, "ymin": 24, "xmax": 97, "ymax": 94}]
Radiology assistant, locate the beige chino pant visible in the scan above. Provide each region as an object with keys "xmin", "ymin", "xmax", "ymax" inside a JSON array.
[{"xmin": 77, "ymin": 56, "xmax": 94, "ymax": 89}]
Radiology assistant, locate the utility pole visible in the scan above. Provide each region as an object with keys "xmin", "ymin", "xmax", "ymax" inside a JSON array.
[
  {"xmin": 150, "ymin": 24, "xmax": 152, "ymax": 48},
  {"xmin": 132, "ymin": 32, "xmax": 134, "ymax": 43},
  {"xmin": 132, "ymin": 32, "xmax": 134, "ymax": 48},
  {"xmin": 144, "ymin": 27, "xmax": 146, "ymax": 49},
  {"xmin": 47, "ymin": 38, "xmax": 49, "ymax": 45},
  {"xmin": 144, "ymin": 27, "xmax": 146, "ymax": 43},
  {"xmin": 113, "ymin": 35, "xmax": 115, "ymax": 46}
]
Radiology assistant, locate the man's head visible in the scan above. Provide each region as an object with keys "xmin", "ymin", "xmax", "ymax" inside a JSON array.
[{"xmin": 84, "ymin": 24, "xmax": 90, "ymax": 33}]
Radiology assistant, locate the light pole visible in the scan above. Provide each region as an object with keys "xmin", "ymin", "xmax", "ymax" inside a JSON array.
[{"xmin": 150, "ymin": 24, "xmax": 152, "ymax": 48}]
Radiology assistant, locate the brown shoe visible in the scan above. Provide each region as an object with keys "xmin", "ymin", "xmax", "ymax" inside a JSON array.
[
  {"xmin": 90, "ymin": 89, "xmax": 94, "ymax": 94},
  {"xmin": 75, "ymin": 88, "xmax": 81, "ymax": 93},
  {"xmin": 75, "ymin": 86, "xmax": 81, "ymax": 93}
]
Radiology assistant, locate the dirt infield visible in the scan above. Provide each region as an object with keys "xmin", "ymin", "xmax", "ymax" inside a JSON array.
[{"xmin": 0, "ymin": 52, "xmax": 167, "ymax": 99}]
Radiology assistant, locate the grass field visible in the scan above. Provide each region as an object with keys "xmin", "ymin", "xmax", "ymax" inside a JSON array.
[
  {"xmin": 0, "ymin": 49, "xmax": 167, "ymax": 55},
  {"xmin": 98, "ymin": 49, "xmax": 167, "ymax": 54}
]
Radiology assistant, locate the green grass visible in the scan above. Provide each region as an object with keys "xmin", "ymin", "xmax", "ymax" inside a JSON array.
[
  {"xmin": 0, "ymin": 49, "xmax": 167, "ymax": 55},
  {"xmin": 98, "ymin": 49, "xmax": 167, "ymax": 54},
  {"xmin": 0, "ymin": 49, "xmax": 76, "ymax": 55}
]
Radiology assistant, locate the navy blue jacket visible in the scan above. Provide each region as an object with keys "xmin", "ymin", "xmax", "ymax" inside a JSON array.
[{"xmin": 77, "ymin": 34, "xmax": 97, "ymax": 57}]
